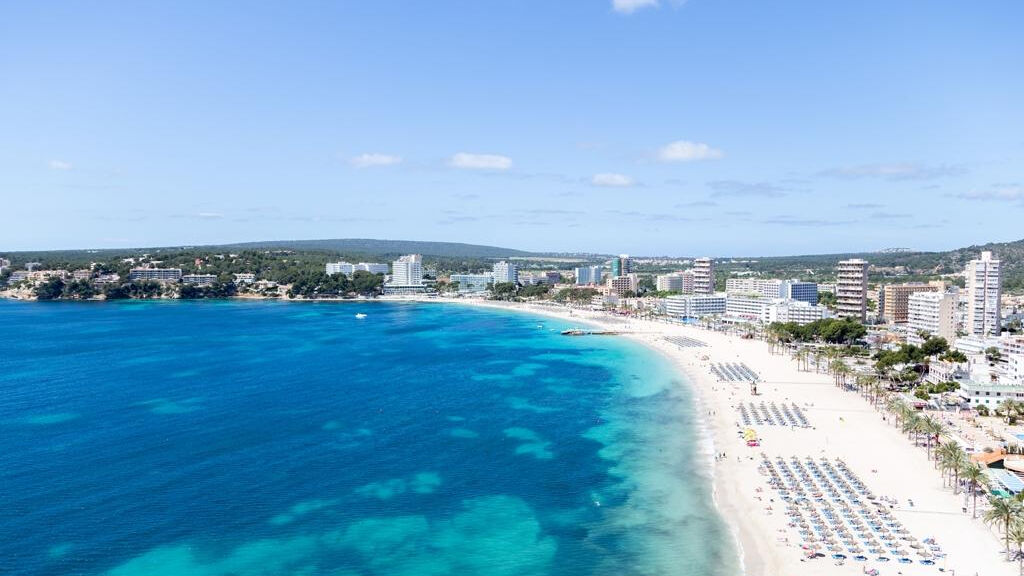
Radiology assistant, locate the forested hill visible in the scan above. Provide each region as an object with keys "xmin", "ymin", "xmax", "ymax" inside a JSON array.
[
  {"xmin": 729, "ymin": 238, "xmax": 1024, "ymax": 291},
  {"xmin": 218, "ymin": 238, "xmax": 533, "ymax": 259}
]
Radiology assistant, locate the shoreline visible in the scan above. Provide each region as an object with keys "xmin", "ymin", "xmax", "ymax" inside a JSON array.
[
  {"xmin": 419, "ymin": 298, "xmax": 1017, "ymax": 576},
  {"xmin": 426, "ymin": 299, "xmax": 759, "ymax": 575},
  {"xmin": 3, "ymin": 296, "xmax": 1015, "ymax": 575}
]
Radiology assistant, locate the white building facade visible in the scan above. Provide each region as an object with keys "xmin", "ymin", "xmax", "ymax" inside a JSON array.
[
  {"xmin": 384, "ymin": 254, "xmax": 426, "ymax": 294},
  {"xmin": 835, "ymin": 259, "xmax": 868, "ymax": 321},
  {"xmin": 965, "ymin": 251, "xmax": 1001, "ymax": 337},
  {"xmin": 326, "ymin": 262, "xmax": 356, "ymax": 276},
  {"xmin": 492, "ymin": 261, "xmax": 518, "ymax": 284},
  {"xmin": 449, "ymin": 273, "xmax": 493, "ymax": 293},
  {"xmin": 665, "ymin": 294, "xmax": 726, "ymax": 318},
  {"xmin": 907, "ymin": 291, "xmax": 957, "ymax": 345},
  {"xmin": 692, "ymin": 258, "xmax": 715, "ymax": 295}
]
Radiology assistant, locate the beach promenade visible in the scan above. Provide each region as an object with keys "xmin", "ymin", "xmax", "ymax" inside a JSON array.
[{"xmin": 444, "ymin": 299, "xmax": 1015, "ymax": 576}]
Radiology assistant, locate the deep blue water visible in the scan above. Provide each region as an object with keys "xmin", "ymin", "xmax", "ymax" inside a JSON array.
[{"xmin": 0, "ymin": 299, "xmax": 734, "ymax": 576}]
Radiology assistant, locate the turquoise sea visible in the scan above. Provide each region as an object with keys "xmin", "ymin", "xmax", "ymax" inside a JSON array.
[{"xmin": 0, "ymin": 299, "xmax": 735, "ymax": 576}]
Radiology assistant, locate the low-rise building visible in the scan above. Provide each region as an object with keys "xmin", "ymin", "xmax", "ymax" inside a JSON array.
[
  {"xmin": 129, "ymin": 268, "xmax": 183, "ymax": 282},
  {"xmin": 665, "ymin": 294, "xmax": 726, "ymax": 318},
  {"xmin": 449, "ymin": 273, "xmax": 493, "ymax": 293},
  {"xmin": 725, "ymin": 294, "xmax": 772, "ymax": 322},
  {"xmin": 768, "ymin": 300, "xmax": 831, "ymax": 325},
  {"xmin": 955, "ymin": 335, "xmax": 1003, "ymax": 356},
  {"xmin": 326, "ymin": 262, "xmax": 356, "ymax": 276},
  {"xmin": 725, "ymin": 278, "xmax": 819, "ymax": 304},
  {"xmin": 234, "ymin": 273, "xmax": 257, "ymax": 284},
  {"xmin": 182, "ymin": 274, "xmax": 218, "ymax": 286}
]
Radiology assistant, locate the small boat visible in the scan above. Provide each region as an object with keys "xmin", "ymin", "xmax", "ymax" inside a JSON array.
[{"xmin": 355, "ymin": 313, "xmax": 367, "ymax": 319}]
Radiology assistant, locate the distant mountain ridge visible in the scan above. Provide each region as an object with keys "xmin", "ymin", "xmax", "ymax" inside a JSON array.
[{"xmin": 217, "ymin": 238, "xmax": 534, "ymax": 259}]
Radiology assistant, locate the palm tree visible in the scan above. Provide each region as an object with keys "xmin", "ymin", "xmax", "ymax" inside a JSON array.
[
  {"xmin": 961, "ymin": 462, "xmax": 989, "ymax": 518},
  {"xmin": 920, "ymin": 416, "xmax": 945, "ymax": 461},
  {"xmin": 902, "ymin": 412, "xmax": 922, "ymax": 444},
  {"xmin": 829, "ymin": 359, "xmax": 849, "ymax": 387},
  {"xmin": 984, "ymin": 495, "xmax": 1023, "ymax": 560},
  {"xmin": 794, "ymin": 348, "xmax": 808, "ymax": 372},
  {"xmin": 886, "ymin": 397, "xmax": 908, "ymax": 428},
  {"xmin": 1008, "ymin": 521, "xmax": 1024, "ymax": 574},
  {"xmin": 999, "ymin": 399, "xmax": 1024, "ymax": 424},
  {"xmin": 937, "ymin": 441, "xmax": 968, "ymax": 492}
]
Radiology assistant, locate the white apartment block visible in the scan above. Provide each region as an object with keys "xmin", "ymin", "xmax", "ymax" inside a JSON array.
[
  {"xmin": 835, "ymin": 259, "xmax": 868, "ymax": 321},
  {"xmin": 693, "ymin": 258, "xmax": 714, "ymax": 295},
  {"xmin": 325, "ymin": 262, "xmax": 356, "ymax": 276},
  {"xmin": 356, "ymin": 263, "xmax": 389, "ymax": 274},
  {"xmin": 665, "ymin": 294, "xmax": 726, "ymax": 318},
  {"xmin": 449, "ymin": 273, "xmax": 493, "ymax": 293},
  {"xmin": 492, "ymin": 261, "xmax": 518, "ymax": 284},
  {"xmin": 129, "ymin": 268, "xmax": 183, "ymax": 282},
  {"xmin": 182, "ymin": 274, "xmax": 217, "ymax": 286},
  {"xmin": 907, "ymin": 291, "xmax": 957, "ymax": 345},
  {"xmin": 1001, "ymin": 336, "xmax": 1024, "ymax": 387},
  {"xmin": 725, "ymin": 294, "xmax": 773, "ymax": 322},
  {"xmin": 965, "ymin": 251, "xmax": 1001, "ymax": 337},
  {"xmin": 234, "ymin": 273, "xmax": 257, "ymax": 284},
  {"xmin": 768, "ymin": 300, "xmax": 831, "ymax": 325}
]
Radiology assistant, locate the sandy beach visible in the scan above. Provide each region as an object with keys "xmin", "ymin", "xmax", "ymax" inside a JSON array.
[{"xmin": 433, "ymin": 298, "xmax": 1015, "ymax": 576}]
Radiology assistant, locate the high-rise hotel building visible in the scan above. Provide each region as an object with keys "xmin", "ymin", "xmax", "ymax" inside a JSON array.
[
  {"xmin": 390, "ymin": 254, "xmax": 423, "ymax": 286},
  {"xmin": 835, "ymin": 259, "xmax": 868, "ymax": 321},
  {"xmin": 610, "ymin": 255, "xmax": 632, "ymax": 278},
  {"xmin": 965, "ymin": 251, "xmax": 1001, "ymax": 337},
  {"xmin": 575, "ymin": 266, "xmax": 603, "ymax": 286},
  {"xmin": 692, "ymin": 257, "xmax": 714, "ymax": 295},
  {"xmin": 492, "ymin": 261, "xmax": 518, "ymax": 284}
]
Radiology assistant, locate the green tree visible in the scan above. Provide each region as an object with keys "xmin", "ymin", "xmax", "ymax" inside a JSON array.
[
  {"xmin": 983, "ymin": 495, "xmax": 1023, "ymax": 560},
  {"xmin": 961, "ymin": 463, "xmax": 989, "ymax": 518},
  {"xmin": 33, "ymin": 277, "xmax": 66, "ymax": 300}
]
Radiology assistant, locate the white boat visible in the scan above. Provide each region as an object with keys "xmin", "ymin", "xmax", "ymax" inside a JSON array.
[{"xmin": 355, "ymin": 313, "xmax": 367, "ymax": 319}]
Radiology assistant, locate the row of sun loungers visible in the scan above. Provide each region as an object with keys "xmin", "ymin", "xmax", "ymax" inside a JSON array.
[
  {"xmin": 664, "ymin": 335, "xmax": 707, "ymax": 348},
  {"xmin": 711, "ymin": 362, "xmax": 759, "ymax": 382},
  {"xmin": 760, "ymin": 455, "xmax": 943, "ymax": 566},
  {"xmin": 740, "ymin": 402, "xmax": 810, "ymax": 428}
]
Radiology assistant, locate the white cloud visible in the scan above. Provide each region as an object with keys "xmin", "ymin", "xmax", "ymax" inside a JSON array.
[
  {"xmin": 591, "ymin": 173, "xmax": 634, "ymax": 187},
  {"xmin": 449, "ymin": 153, "xmax": 512, "ymax": 171},
  {"xmin": 349, "ymin": 153, "xmax": 402, "ymax": 168},
  {"xmin": 197, "ymin": 212, "xmax": 223, "ymax": 219},
  {"xmin": 657, "ymin": 141, "xmax": 724, "ymax": 163},
  {"xmin": 49, "ymin": 159, "xmax": 72, "ymax": 171},
  {"xmin": 612, "ymin": 0, "xmax": 659, "ymax": 14}
]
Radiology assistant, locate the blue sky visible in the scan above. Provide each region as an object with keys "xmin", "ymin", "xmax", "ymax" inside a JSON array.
[{"xmin": 1, "ymin": 1, "xmax": 1022, "ymax": 256}]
